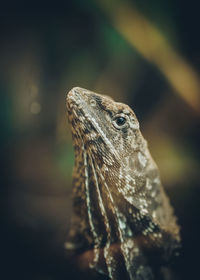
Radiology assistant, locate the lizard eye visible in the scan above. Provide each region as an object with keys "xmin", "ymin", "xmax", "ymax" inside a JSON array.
[{"xmin": 112, "ymin": 114, "xmax": 129, "ymax": 129}]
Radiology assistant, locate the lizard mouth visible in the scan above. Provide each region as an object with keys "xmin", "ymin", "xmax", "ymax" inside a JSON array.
[
  {"xmin": 66, "ymin": 87, "xmax": 89, "ymax": 129},
  {"xmin": 66, "ymin": 87, "xmax": 83, "ymax": 110},
  {"xmin": 66, "ymin": 87, "xmax": 94, "ymax": 123}
]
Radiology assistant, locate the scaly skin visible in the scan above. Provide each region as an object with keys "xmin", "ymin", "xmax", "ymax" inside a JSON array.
[{"xmin": 65, "ymin": 87, "xmax": 180, "ymax": 280}]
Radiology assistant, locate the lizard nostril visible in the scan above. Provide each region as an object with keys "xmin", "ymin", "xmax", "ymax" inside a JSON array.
[{"xmin": 89, "ymin": 99, "xmax": 96, "ymax": 107}]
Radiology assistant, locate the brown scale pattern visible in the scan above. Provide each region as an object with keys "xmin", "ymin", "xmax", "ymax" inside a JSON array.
[{"xmin": 65, "ymin": 87, "xmax": 181, "ymax": 280}]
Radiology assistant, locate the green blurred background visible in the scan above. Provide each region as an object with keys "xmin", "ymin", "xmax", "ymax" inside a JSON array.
[{"xmin": 1, "ymin": 1, "xmax": 200, "ymax": 279}]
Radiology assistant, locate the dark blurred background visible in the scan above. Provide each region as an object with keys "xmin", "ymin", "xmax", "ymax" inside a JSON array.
[{"xmin": 1, "ymin": 1, "xmax": 200, "ymax": 279}]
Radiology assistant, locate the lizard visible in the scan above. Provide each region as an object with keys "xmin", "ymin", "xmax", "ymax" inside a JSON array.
[{"xmin": 65, "ymin": 87, "xmax": 181, "ymax": 280}]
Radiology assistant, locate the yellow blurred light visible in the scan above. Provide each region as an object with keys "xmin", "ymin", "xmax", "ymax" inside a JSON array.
[
  {"xmin": 97, "ymin": 1, "xmax": 200, "ymax": 113},
  {"xmin": 30, "ymin": 101, "xmax": 41, "ymax": 114}
]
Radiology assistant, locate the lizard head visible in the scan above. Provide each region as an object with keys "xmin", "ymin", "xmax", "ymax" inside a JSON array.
[{"xmin": 66, "ymin": 87, "xmax": 142, "ymax": 165}]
